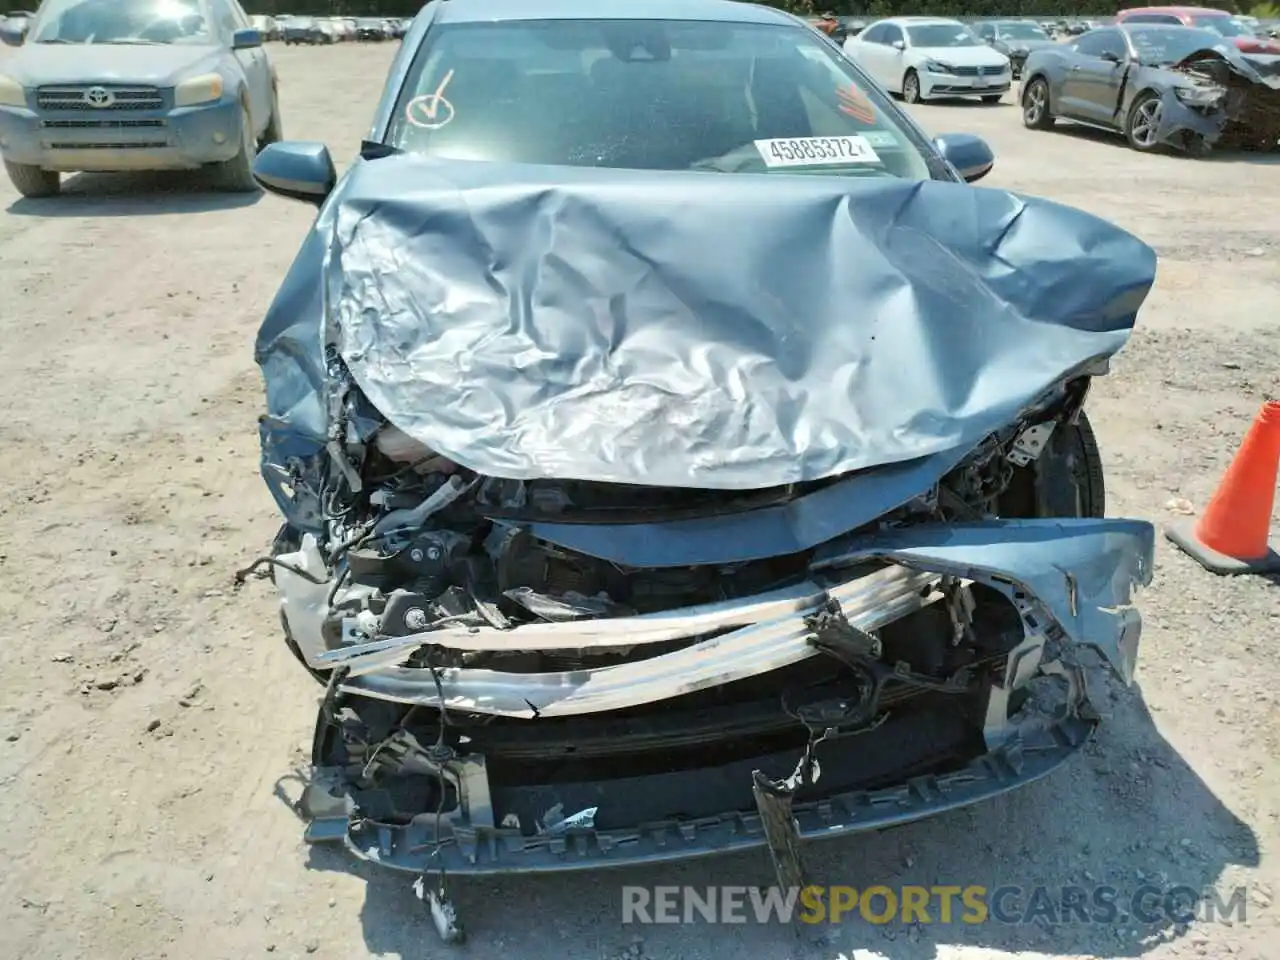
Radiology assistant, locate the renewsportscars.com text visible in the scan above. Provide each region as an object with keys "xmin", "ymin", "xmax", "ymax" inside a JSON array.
[{"xmin": 621, "ymin": 884, "xmax": 1248, "ymax": 926}]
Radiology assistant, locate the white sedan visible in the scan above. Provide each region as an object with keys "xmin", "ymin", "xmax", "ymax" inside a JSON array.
[{"xmin": 844, "ymin": 17, "xmax": 1012, "ymax": 103}]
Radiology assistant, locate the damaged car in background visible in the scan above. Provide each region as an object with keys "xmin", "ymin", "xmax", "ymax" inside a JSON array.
[
  {"xmin": 1021, "ymin": 23, "xmax": 1280, "ymax": 153},
  {"xmin": 240, "ymin": 0, "xmax": 1157, "ymax": 941}
]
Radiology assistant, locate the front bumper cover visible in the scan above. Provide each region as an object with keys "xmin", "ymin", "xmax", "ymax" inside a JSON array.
[{"xmin": 0, "ymin": 96, "xmax": 243, "ymax": 172}]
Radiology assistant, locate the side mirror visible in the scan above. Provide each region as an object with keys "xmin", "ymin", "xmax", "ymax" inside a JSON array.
[
  {"xmin": 231, "ymin": 27, "xmax": 262, "ymax": 50},
  {"xmin": 934, "ymin": 132, "xmax": 995, "ymax": 183},
  {"xmin": 891, "ymin": 39, "xmax": 906, "ymax": 50},
  {"xmin": 0, "ymin": 22, "xmax": 28, "ymax": 46},
  {"xmin": 253, "ymin": 141, "xmax": 337, "ymax": 205}
]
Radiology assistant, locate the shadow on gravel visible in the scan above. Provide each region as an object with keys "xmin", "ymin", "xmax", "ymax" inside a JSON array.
[
  {"xmin": 908, "ymin": 96, "xmax": 1011, "ymax": 107},
  {"xmin": 6, "ymin": 170, "xmax": 261, "ymax": 217},
  {"xmin": 303, "ymin": 680, "xmax": 1257, "ymax": 960},
  {"xmin": 1037, "ymin": 123, "xmax": 1280, "ymax": 164}
]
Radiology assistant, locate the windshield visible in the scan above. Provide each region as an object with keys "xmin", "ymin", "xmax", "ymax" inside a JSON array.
[
  {"xmin": 1129, "ymin": 25, "xmax": 1226, "ymax": 63},
  {"xmin": 387, "ymin": 19, "xmax": 934, "ymax": 181},
  {"xmin": 1191, "ymin": 14, "xmax": 1254, "ymax": 37},
  {"xmin": 906, "ymin": 24, "xmax": 980, "ymax": 47},
  {"xmin": 997, "ymin": 22, "xmax": 1050, "ymax": 40},
  {"xmin": 30, "ymin": 0, "xmax": 212, "ymax": 44}
]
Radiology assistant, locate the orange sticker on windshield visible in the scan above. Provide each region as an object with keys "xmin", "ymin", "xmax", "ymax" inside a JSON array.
[
  {"xmin": 836, "ymin": 84, "xmax": 876, "ymax": 124},
  {"xmin": 406, "ymin": 68, "xmax": 456, "ymax": 129}
]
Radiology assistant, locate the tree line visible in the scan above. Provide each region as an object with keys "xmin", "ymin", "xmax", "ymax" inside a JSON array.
[{"xmin": 2, "ymin": 0, "xmax": 1261, "ymax": 20}]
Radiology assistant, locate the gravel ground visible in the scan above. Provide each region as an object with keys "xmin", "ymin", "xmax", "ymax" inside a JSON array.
[{"xmin": 0, "ymin": 42, "xmax": 1277, "ymax": 960}]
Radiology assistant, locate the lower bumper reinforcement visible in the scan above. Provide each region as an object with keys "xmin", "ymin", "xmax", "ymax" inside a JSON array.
[{"xmin": 304, "ymin": 714, "xmax": 1093, "ymax": 875}]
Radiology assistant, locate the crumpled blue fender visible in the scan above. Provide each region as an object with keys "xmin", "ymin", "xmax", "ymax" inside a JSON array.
[{"xmin": 814, "ymin": 517, "xmax": 1155, "ymax": 683}]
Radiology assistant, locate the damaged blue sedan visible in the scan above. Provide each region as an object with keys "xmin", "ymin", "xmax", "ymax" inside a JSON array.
[{"xmin": 248, "ymin": 0, "xmax": 1156, "ymax": 939}]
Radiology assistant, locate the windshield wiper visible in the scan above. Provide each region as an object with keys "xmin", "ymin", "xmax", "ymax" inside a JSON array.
[
  {"xmin": 35, "ymin": 38, "xmax": 79, "ymax": 44},
  {"xmin": 96, "ymin": 38, "xmax": 167, "ymax": 45}
]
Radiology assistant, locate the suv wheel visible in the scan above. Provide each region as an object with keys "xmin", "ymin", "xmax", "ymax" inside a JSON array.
[
  {"xmin": 213, "ymin": 105, "xmax": 260, "ymax": 192},
  {"xmin": 5, "ymin": 160, "xmax": 60, "ymax": 198}
]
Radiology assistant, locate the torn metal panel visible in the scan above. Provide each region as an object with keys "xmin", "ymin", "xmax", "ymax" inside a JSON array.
[
  {"xmin": 1151, "ymin": 47, "xmax": 1280, "ymax": 151},
  {"xmin": 520, "ymin": 445, "xmax": 973, "ymax": 568},
  {"xmin": 812, "ymin": 518, "xmax": 1154, "ymax": 684}
]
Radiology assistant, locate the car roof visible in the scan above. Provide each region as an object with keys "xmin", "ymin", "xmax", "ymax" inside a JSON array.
[
  {"xmin": 433, "ymin": 0, "xmax": 795, "ymax": 27},
  {"xmin": 877, "ymin": 16, "xmax": 965, "ymax": 25}
]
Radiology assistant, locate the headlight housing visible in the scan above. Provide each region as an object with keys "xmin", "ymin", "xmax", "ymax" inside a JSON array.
[
  {"xmin": 922, "ymin": 59, "xmax": 953, "ymax": 74},
  {"xmin": 1174, "ymin": 84, "xmax": 1226, "ymax": 107},
  {"xmin": 174, "ymin": 73, "xmax": 224, "ymax": 107},
  {"xmin": 0, "ymin": 74, "xmax": 27, "ymax": 108}
]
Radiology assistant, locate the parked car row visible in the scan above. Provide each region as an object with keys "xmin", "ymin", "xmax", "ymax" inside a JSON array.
[
  {"xmin": 275, "ymin": 14, "xmax": 407, "ymax": 45},
  {"xmin": 839, "ymin": 8, "xmax": 1280, "ymax": 102}
]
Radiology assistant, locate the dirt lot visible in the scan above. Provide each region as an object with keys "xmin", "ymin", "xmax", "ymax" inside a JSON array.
[{"xmin": 0, "ymin": 41, "xmax": 1277, "ymax": 960}]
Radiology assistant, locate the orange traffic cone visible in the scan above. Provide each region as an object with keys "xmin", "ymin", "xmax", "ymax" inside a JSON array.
[{"xmin": 1165, "ymin": 401, "xmax": 1280, "ymax": 575}]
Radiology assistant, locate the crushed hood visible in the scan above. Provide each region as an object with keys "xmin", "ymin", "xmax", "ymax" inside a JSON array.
[{"xmin": 257, "ymin": 154, "xmax": 1156, "ymax": 491}]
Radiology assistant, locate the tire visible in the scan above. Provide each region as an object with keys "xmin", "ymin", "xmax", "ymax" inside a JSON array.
[
  {"xmin": 981, "ymin": 94, "xmax": 1002, "ymax": 105},
  {"xmin": 902, "ymin": 69, "xmax": 922, "ymax": 104},
  {"xmin": 4, "ymin": 160, "xmax": 60, "ymax": 198},
  {"xmin": 999, "ymin": 408, "xmax": 1106, "ymax": 520},
  {"xmin": 259, "ymin": 88, "xmax": 283, "ymax": 148},
  {"xmin": 213, "ymin": 104, "xmax": 259, "ymax": 193},
  {"xmin": 1125, "ymin": 92, "xmax": 1164, "ymax": 153},
  {"xmin": 1021, "ymin": 77, "xmax": 1055, "ymax": 129}
]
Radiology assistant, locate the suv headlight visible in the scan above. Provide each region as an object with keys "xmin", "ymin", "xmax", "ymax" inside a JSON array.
[
  {"xmin": 922, "ymin": 59, "xmax": 953, "ymax": 73},
  {"xmin": 174, "ymin": 73, "xmax": 224, "ymax": 107},
  {"xmin": 0, "ymin": 74, "xmax": 27, "ymax": 108},
  {"xmin": 1174, "ymin": 84, "xmax": 1225, "ymax": 107}
]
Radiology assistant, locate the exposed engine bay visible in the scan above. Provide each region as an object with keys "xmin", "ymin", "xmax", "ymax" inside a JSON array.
[
  {"xmin": 1162, "ymin": 49, "xmax": 1280, "ymax": 152},
  {"xmin": 253, "ymin": 370, "xmax": 1149, "ymax": 911}
]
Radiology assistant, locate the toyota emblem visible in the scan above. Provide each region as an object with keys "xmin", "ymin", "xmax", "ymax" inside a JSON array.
[{"xmin": 83, "ymin": 86, "xmax": 116, "ymax": 109}]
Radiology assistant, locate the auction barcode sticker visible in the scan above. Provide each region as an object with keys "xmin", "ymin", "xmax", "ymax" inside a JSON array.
[{"xmin": 754, "ymin": 135, "xmax": 880, "ymax": 168}]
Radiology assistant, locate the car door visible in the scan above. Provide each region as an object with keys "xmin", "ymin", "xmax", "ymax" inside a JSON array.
[
  {"xmin": 1059, "ymin": 30, "xmax": 1128, "ymax": 126},
  {"xmin": 877, "ymin": 24, "xmax": 908, "ymax": 91},
  {"xmin": 211, "ymin": 0, "xmax": 271, "ymax": 129},
  {"xmin": 846, "ymin": 23, "xmax": 886, "ymax": 83}
]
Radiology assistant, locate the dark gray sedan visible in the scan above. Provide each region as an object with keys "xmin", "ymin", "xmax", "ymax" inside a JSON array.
[
  {"xmin": 1020, "ymin": 24, "xmax": 1280, "ymax": 154},
  {"xmin": 973, "ymin": 19, "xmax": 1058, "ymax": 79}
]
